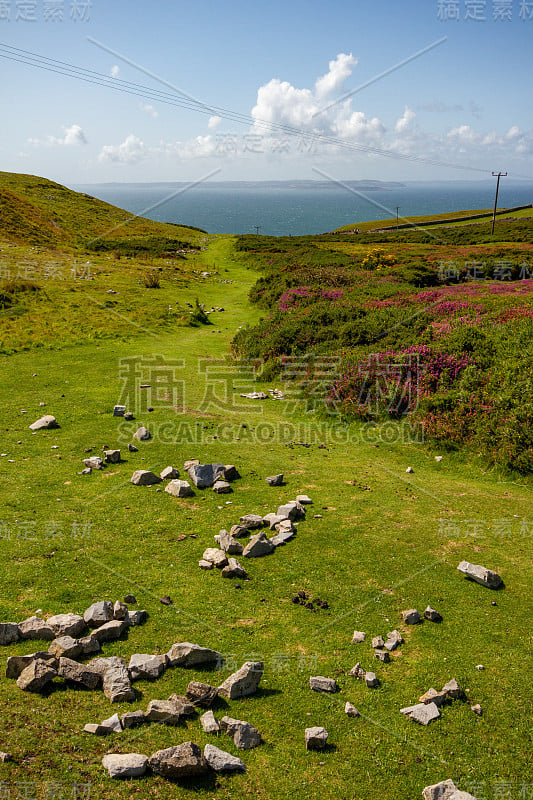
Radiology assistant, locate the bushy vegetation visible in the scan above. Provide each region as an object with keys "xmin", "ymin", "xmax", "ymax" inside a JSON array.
[{"xmin": 232, "ymin": 231, "xmax": 533, "ymax": 472}]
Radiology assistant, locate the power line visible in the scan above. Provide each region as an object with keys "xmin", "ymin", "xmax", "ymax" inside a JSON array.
[{"xmin": 0, "ymin": 41, "xmax": 497, "ymax": 176}]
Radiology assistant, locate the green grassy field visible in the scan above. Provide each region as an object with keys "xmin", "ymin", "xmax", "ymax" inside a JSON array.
[
  {"xmin": 333, "ymin": 206, "xmax": 532, "ymax": 233},
  {"xmin": 0, "ymin": 181, "xmax": 531, "ymax": 800}
]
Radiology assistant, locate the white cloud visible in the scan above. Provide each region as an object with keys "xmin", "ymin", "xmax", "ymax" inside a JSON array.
[
  {"xmin": 110, "ymin": 65, "xmax": 120, "ymax": 79},
  {"xmin": 395, "ymin": 106, "xmax": 416, "ymax": 135},
  {"xmin": 98, "ymin": 134, "xmax": 146, "ymax": 164},
  {"xmin": 28, "ymin": 124, "xmax": 87, "ymax": 147},
  {"xmin": 140, "ymin": 103, "xmax": 159, "ymax": 118},
  {"xmin": 208, "ymin": 115, "xmax": 222, "ymax": 130},
  {"xmin": 315, "ymin": 53, "xmax": 357, "ymax": 99}
]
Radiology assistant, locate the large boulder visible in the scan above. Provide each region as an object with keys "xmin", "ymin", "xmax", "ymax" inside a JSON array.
[
  {"xmin": 160, "ymin": 466, "xmax": 180, "ymax": 480},
  {"xmin": 305, "ymin": 727, "xmax": 328, "ymax": 751},
  {"xmin": 47, "ymin": 613, "xmax": 86, "ymax": 638},
  {"xmin": 148, "ymin": 742, "xmax": 209, "ymax": 780},
  {"xmin": 166, "ymin": 642, "xmax": 221, "ymax": 668},
  {"xmin": 16, "ymin": 658, "xmax": 57, "ymax": 692},
  {"xmin": 422, "ymin": 779, "xmax": 479, "ymax": 799},
  {"xmin": 400, "ymin": 702, "xmax": 441, "ymax": 725},
  {"xmin": 218, "ymin": 530, "xmax": 243, "ymax": 555},
  {"xmin": 145, "ymin": 699, "xmax": 190, "ymax": 725},
  {"xmin": 204, "ymin": 744, "xmax": 245, "ymax": 772},
  {"xmin": 133, "ymin": 427, "xmax": 150, "ymax": 441},
  {"xmin": 83, "ymin": 601, "xmax": 114, "ymax": 628},
  {"xmin": 239, "ymin": 514, "xmax": 264, "ymax": 530},
  {"xmin": 6, "ymin": 652, "xmax": 57, "ymax": 680},
  {"xmin": 102, "ymin": 753, "xmax": 148, "ymax": 779},
  {"xmin": 201, "ymin": 548, "xmax": 228, "ymax": 568},
  {"xmin": 187, "ymin": 463, "xmax": 225, "ymax": 489},
  {"xmin": 29, "ymin": 414, "xmax": 59, "ymax": 431},
  {"xmin": 277, "ymin": 501, "xmax": 305, "ymax": 521},
  {"xmin": 186, "ymin": 681, "xmax": 218, "ymax": 708},
  {"xmin": 17, "ymin": 616, "xmax": 55, "ymax": 641},
  {"xmin": 218, "ymin": 661, "xmax": 263, "ymax": 700},
  {"xmin": 457, "ymin": 561, "xmax": 503, "ymax": 589},
  {"xmin": 309, "ymin": 676, "xmax": 338, "ymax": 693},
  {"xmin": 48, "ymin": 636, "xmax": 82, "ymax": 659},
  {"xmin": 200, "ymin": 710, "xmax": 220, "ymax": 733},
  {"xmin": 130, "ymin": 470, "xmax": 161, "ymax": 486},
  {"xmin": 222, "ymin": 558, "xmax": 248, "ymax": 579},
  {"xmin": 92, "ymin": 620, "xmax": 127, "ymax": 643}
]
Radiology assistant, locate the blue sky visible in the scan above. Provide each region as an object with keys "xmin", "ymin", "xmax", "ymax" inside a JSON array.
[{"xmin": 1, "ymin": 0, "xmax": 532, "ymax": 183}]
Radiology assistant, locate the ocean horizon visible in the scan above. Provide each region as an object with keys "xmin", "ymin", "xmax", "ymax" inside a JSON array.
[{"xmin": 72, "ymin": 179, "xmax": 533, "ymax": 237}]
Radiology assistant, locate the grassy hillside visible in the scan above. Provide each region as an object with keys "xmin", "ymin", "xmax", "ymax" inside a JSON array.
[
  {"xmin": 0, "ymin": 171, "xmax": 206, "ymax": 250},
  {"xmin": 0, "ymin": 176, "xmax": 531, "ymax": 800},
  {"xmin": 333, "ymin": 205, "xmax": 532, "ymax": 233}
]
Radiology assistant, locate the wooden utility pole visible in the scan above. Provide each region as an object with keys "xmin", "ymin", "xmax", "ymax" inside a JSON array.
[
  {"xmin": 491, "ymin": 171, "xmax": 507, "ymax": 235},
  {"xmin": 254, "ymin": 225, "xmax": 262, "ymax": 235},
  {"xmin": 396, "ymin": 206, "xmax": 400, "ymax": 229}
]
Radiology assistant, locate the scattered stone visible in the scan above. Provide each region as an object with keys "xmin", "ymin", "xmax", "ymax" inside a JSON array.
[
  {"xmin": 113, "ymin": 405, "xmax": 126, "ymax": 417},
  {"xmin": 186, "ymin": 681, "xmax": 218, "ymax": 708},
  {"xmin": 202, "ymin": 548, "xmax": 228, "ymax": 568},
  {"xmin": 471, "ymin": 704, "xmax": 483, "ymax": 716},
  {"xmin": 160, "ymin": 596, "xmax": 172, "ymax": 606},
  {"xmin": 133, "ymin": 427, "xmax": 150, "ymax": 441},
  {"xmin": 204, "ymin": 743, "xmax": 246, "ymax": 772},
  {"xmin": 266, "ymin": 474, "xmax": 284, "ymax": 486},
  {"xmin": 58, "ymin": 657, "xmax": 101, "ymax": 689},
  {"xmin": 345, "ymin": 702, "xmax": 359, "ymax": 717},
  {"xmin": 165, "ymin": 479, "xmax": 194, "ymax": 497},
  {"xmin": 102, "ymin": 664, "xmax": 135, "ymax": 703},
  {"xmin": 401, "ymin": 702, "xmax": 440, "ymax": 725},
  {"xmin": 92, "ymin": 619, "xmax": 127, "ymax": 643},
  {"xmin": 101, "ymin": 713, "xmax": 123, "ymax": 733},
  {"xmin": 0, "ymin": 753, "xmax": 13, "ymax": 763},
  {"xmin": 160, "ymin": 466, "xmax": 180, "ymax": 480},
  {"xmin": 47, "ymin": 613, "xmax": 86, "ymax": 638},
  {"xmin": 220, "ymin": 717, "xmax": 262, "ymax": 749},
  {"xmin": 87, "ymin": 656, "xmax": 126, "ymax": 676},
  {"xmin": 365, "ymin": 672, "xmax": 379, "ymax": 688},
  {"xmin": 406, "ymin": 467, "xmax": 414, "ymax": 474},
  {"xmin": 128, "ymin": 609, "xmax": 147, "ymax": 626},
  {"xmin": 128, "ymin": 443, "xmax": 138, "ymax": 452},
  {"xmin": 29, "ymin": 415, "xmax": 59, "ymax": 431},
  {"xmin": 124, "ymin": 594, "xmax": 137, "ymax": 604},
  {"xmin": 242, "ymin": 531, "xmax": 275, "ymax": 558},
  {"xmin": 104, "ymin": 449, "xmax": 121, "ymax": 464},
  {"xmin": 349, "ymin": 663, "xmax": 366, "ymax": 679},
  {"xmin": 402, "ymin": 609, "xmax": 422, "ymax": 625},
  {"xmin": 6, "ymin": 652, "xmax": 57, "ymax": 680},
  {"xmin": 476, "ymin": 664, "xmax": 484, "ymax": 670},
  {"xmin": 218, "ymin": 529, "xmax": 243, "ymax": 555},
  {"xmin": 166, "ymin": 642, "xmax": 222, "ymax": 668},
  {"xmin": 351, "ymin": 631, "xmax": 366, "ymax": 644},
  {"xmin": 84, "ymin": 723, "xmax": 112, "ymax": 736},
  {"xmin": 239, "ymin": 514, "xmax": 265, "ymax": 530},
  {"xmin": 145, "ymin": 698, "xmax": 193, "ymax": 725},
  {"xmin": 113, "ymin": 600, "xmax": 129, "ymax": 620},
  {"xmin": 441, "ymin": 678, "xmax": 464, "ymax": 700},
  {"xmin": 187, "ymin": 463, "xmax": 225, "ymax": 488},
  {"xmin": 16, "ymin": 658, "xmax": 57, "ymax": 692},
  {"xmin": 277, "ymin": 501, "xmax": 306, "ymax": 521},
  {"xmin": 128, "ymin": 653, "xmax": 167, "ymax": 681},
  {"xmin": 371, "ymin": 636, "xmax": 385, "ymax": 648},
  {"xmin": 83, "ymin": 601, "xmax": 114, "ymax": 628},
  {"xmin": 17, "ymin": 616, "xmax": 54, "ymax": 641},
  {"xmin": 102, "ymin": 753, "xmax": 148, "ymax": 779},
  {"xmin": 48, "ymin": 636, "xmax": 82, "ymax": 659},
  {"xmin": 183, "ymin": 459, "xmax": 200, "ymax": 470},
  {"xmin": 201, "ymin": 710, "xmax": 220, "ymax": 733},
  {"xmin": 223, "ymin": 465, "xmax": 241, "ymax": 482},
  {"xmin": 270, "ymin": 528, "xmax": 296, "ymax": 547},
  {"xmin": 124, "ymin": 412, "xmax": 134, "ymax": 421},
  {"xmin": 148, "ymin": 742, "xmax": 209, "ymax": 780},
  {"xmin": 374, "ymin": 649, "xmax": 390, "ymax": 663},
  {"xmin": 457, "ymin": 561, "xmax": 503, "ymax": 589},
  {"xmin": 424, "ymin": 606, "xmax": 443, "ymax": 623},
  {"xmin": 296, "ymin": 494, "xmax": 313, "ymax": 505},
  {"xmin": 80, "ymin": 467, "xmax": 92, "ymax": 475},
  {"xmin": 218, "ymin": 661, "xmax": 263, "ymax": 699},
  {"xmin": 213, "ymin": 480, "xmax": 232, "ymax": 494},
  {"xmin": 385, "ymin": 630, "xmax": 403, "ymax": 650},
  {"xmin": 305, "ymin": 727, "xmax": 328, "ymax": 751},
  {"xmin": 222, "ymin": 558, "xmax": 248, "ymax": 579},
  {"xmin": 419, "ymin": 688, "xmax": 447, "ymax": 707},
  {"xmin": 130, "ymin": 469, "xmax": 162, "ymax": 486},
  {"xmin": 422, "ymin": 778, "xmax": 478, "ymax": 800},
  {"xmin": 199, "ymin": 560, "xmax": 214, "ymax": 570},
  {"xmin": 309, "ymin": 676, "xmax": 338, "ymax": 693},
  {"xmin": 121, "ymin": 710, "xmax": 146, "ymax": 728},
  {"xmin": 83, "ymin": 456, "xmax": 104, "ymax": 470}
]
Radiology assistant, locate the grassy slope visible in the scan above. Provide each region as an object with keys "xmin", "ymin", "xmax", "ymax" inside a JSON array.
[
  {"xmin": 334, "ymin": 206, "xmax": 532, "ymax": 233},
  {"xmin": 0, "ymin": 230, "xmax": 531, "ymax": 799}
]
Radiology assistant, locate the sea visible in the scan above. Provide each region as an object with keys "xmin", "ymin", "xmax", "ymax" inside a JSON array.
[{"xmin": 72, "ymin": 180, "xmax": 533, "ymax": 237}]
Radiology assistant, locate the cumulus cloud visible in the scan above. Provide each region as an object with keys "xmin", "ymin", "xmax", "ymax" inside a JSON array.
[
  {"xmin": 110, "ymin": 65, "xmax": 120, "ymax": 79},
  {"xmin": 28, "ymin": 124, "xmax": 87, "ymax": 147},
  {"xmin": 140, "ymin": 103, "xmax": 159, "ymax": 118},
  {"xmin": 98, "ymin": 134, "xmax": 146, "ymax": 164},
  {"xmin": 208, "ymin": 115, "xmax": 222, "ymax": 130},
  {"xmin": 315, "ymin": 53, "xmax": 358, "ymax": 99}
]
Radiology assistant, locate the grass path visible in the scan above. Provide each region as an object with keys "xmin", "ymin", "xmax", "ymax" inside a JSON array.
[{"xmin": 0, "ymin": 236, "xmax": 531, "ymax": 799}]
